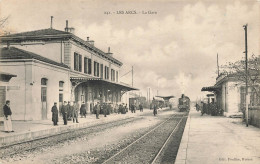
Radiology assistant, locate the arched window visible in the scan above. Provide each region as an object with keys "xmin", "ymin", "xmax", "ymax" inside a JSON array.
[
  {"xmin": 41, "ymin": 78, "xmax": 48, "ymax": 86},
  {"xmin": 59, "ymin": 81, "xmax": 64, "ymax": 88}
]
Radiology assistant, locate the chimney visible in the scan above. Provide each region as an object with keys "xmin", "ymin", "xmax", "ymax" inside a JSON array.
[
  {"xmin": 86, "ymin": 37, "xmax": 94, "ymax": 46},
  {"xmin": 50, "ymin": 16, "xmax": 53, "ymax": 29},
  {"xmin": 65, "ymin": 20, "xmax": 68, "ymax": 32},
  {"xmin": 64, "ymin": 20, "xmax": 75, "ymax": 34},
  {"xmin": 106, "ymin": 47, "xmax": 113, "ymax": 57}
]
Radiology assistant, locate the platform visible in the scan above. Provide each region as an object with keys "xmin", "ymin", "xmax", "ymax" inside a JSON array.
[
  {"xmin": 0, "ymin": 108, "xmax": 160, "ymax": 147},
  {"xmin": 175, "ymin": 107, "xmax": 260, "ymax": 164}
]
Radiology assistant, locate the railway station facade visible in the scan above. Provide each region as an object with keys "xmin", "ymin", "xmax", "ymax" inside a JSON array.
[{"xmin": 0, "ymin": 24, "xmax": 137, "ymax": 120}]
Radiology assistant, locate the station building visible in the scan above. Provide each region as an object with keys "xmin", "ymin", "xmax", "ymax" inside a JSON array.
[
  {"xmin": 0, "ymin": 22, "xmax": 137, "ymax": 120},
  {"xmin": 202, "ymin": 73, "xmax": 260, "ymax": 116}
]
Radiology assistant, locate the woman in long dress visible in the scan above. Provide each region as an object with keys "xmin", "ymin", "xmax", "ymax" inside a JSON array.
[{"xmin": 3, "ymin": 100, "xmax": 14, "ymax": 133}]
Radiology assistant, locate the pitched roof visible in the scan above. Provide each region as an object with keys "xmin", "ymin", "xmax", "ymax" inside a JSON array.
[
  {"xmin": 0, "ymin": 47, "xmax": 69, "ymax": 69},
  {"xmin": 2, "ymin": 28, "xmax": 70, "ymax": 38},
  {"xmin": 1, "ymin": 28, "xmax": 123, "ymax": 66}
]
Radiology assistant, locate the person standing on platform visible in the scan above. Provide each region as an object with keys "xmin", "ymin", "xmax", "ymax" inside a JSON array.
[
  {"xmin": 3, "ymin": 100, "xmax": 14, "ymax": 133},
  {"xmin": 72, "ymin": 101, "xmax": 79, "ymax": 123},
  {"xmin": 67, "ymin": 101, "xmax": 72, "ymax": 121},
  {"xmin": 51, "ymin": 102, "xmax": 59, "ymax": 126},
  {"xmin": 153, "ymin": 103, "xmax": 158, "ymax": 116},
  {"xmin": 61, "ymin": 101, "xmax": 68, "ymax": 125},
  {"xmin": 96, "ymin": 102, "xmax": 100, "ymax": 119},
  {"xmin": 139, "ymin": 103, "xmax": 143, "ymax": 112},
  {"xmin": 201, "ymin": 102, "xmax": 206, "ymax": 116},
  {"xmin": 103, "ymin": 103, "xmax": 107, "ymax": 117},
  {"xmin": 80, "ymin": 102, "xmax": 87, "ymax": 118}
]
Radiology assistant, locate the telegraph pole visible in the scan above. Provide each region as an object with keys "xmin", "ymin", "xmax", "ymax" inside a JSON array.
[
  {"xmin": 132, "ymin": 66, "xmax": 133, "ymax": 87},
  {"xmin": 243, "ymin": 24, "xmax": 248, "ymax": 127},
  {"xmin": 217, "ymin": 53, "xmax": 220, "ymax": 76}
]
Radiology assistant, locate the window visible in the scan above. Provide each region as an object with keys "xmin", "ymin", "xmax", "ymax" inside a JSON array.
[
  {"xmin": 107, "ymin": 67, "xmax": 109, "ymax": 79},
  {"xmin": 111, "ymin": 69, "xmax": 115, "ymax": 81},
  {"xmin": 74, "ymin": 53, "xmax": 82, "ymax": 72},
  {"xmin": 100, "ymin": 64, "xmax": 103, "ymax": 79},
  {"xmin": 84, "ymin": 57, "xmax": 88, "ymax": 74},
  {"xmin": 74, "ymin": 53, "xmax": 79, "ymax": 71},
  {"xmin": 116, "ymin": 71, "xmax": 118, "ymax": 82},
  {"xmin": 94, "ymin": 61, "xmax": 100, "ymax": 77},
  {"xmin": 88, "ymin": 59, "xmax": 92, "ymax": 74},
  {"xmin": 79, "ymin": 55, "xmax": 82, "ymax": 72},
  {"xmin": 94, "ymin": 62, "xmax": 97, "ymax": 76},
  {"xmin": 59, "ymin": 81, "xmax": 64, "ymax": 88},
  {"xmin": 105, "ymin": 66, "xmax": 110, "ymax": 80},
  {"xmin": 41, "ymin": 78, "xmax": 48, "ymax": 85},
  {"xmin": 97, "ymin": 63, "xmax": 99, "ymax": 77},
  {"xmin": 59, "ymin": 93, "xmax": 63, "ymax": 102}
]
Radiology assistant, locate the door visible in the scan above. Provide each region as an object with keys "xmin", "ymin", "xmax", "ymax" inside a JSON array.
[
  {"xmin": 41, "ymin": 87, "xmax": 47, "ymax": 120},
  {"xmin": 0, "ymin": 86, "xmax": 6, "ymax": 117}
]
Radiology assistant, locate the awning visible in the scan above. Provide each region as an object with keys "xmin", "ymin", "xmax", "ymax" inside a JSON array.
[
  {"xmin": 156, "ymin": 96, "xmax": 175, "ymax": 101},
  {"xmin": 201, "ymin": 86, "xmax": 221, "ymax": 92},
  {"xmin": 0, "ymin": 72, "xmax": 17, "ymax": 82},
  {"xmin": 70, "ymin": 77, "xmax": 139, "ymax": 91}
]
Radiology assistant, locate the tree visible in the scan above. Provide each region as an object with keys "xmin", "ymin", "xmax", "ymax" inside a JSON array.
[
  {"xmin": 0, "ymin": 15, "xmax": 11, "ymax": 35},
  {"xmin": 221, "ymin": 54, "xmax": 260, "ymax": 101}
]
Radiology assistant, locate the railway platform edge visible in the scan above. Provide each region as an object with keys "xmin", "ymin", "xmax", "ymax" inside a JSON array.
[{"xmin": 175, "ymin": 108, "xmax": 260, "ymax": 164}]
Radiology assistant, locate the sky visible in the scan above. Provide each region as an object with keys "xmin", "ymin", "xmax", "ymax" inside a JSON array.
[{"xmin": 0, "ymin": 0, "xmax": 259, "ymax": 101}]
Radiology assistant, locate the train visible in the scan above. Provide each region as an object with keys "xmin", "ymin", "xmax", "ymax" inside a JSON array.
[{"xmin": 178, "ymin": 94, "xmax": 190, "ymax": 112}]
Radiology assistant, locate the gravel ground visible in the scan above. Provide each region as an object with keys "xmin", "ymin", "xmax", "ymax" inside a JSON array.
[{"xmin": 104, "ymin": 116, "xmax": 183, "ymax": 164}]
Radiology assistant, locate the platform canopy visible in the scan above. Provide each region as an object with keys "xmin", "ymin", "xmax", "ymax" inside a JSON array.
[
  {"xmin": 201, "ymin": 85, "xmax": 221, "ymax": 92},
  {"xmin": 155, "ymin": 96, "xmax": 175, "ymax": 101},
  {"xmin": 70, "ymin": 77, "xmax": 139, "ymax": 91}
]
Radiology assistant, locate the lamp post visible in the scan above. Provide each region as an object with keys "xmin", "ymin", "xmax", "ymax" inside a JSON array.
[{"xmin": 243, "ymin": 24, "xmax": 248, "ymax": 127}]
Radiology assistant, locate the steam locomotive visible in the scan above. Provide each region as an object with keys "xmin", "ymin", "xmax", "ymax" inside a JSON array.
[{"xmin": 178, "ymin": 94, "xmax": 190, "ymax": 112}]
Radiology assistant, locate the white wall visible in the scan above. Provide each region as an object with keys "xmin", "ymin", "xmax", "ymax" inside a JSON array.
[
  {"xmin": 12, "ymin": 42, "xmax": 62, "ymax": 63},
  {"xmin": 0, "ymin": 62, "xmax": 29, "ymax": 120},
  {"xmin": 31, "ymin": 62, "xmax": 70, "ymax": 120},
  {"xmin": 227, "ymin": 81, "xmax": 240, "ymax": 114}
]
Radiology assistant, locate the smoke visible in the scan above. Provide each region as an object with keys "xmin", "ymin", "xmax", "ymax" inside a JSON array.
[{"xmin": 175, "ymin": 72, "xmax": 192, "ymax": 95}]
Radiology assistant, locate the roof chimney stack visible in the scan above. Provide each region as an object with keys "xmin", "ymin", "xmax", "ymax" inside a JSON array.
[
  {"xmin": 106, "ymin": 47, "xmax": 113, "ymax": 57},
  {"xmin": 64, "ymin": 20, "xmax": 75, "ymax": 34},
  {"xmin": 50, "ymin": 16, "xmax": 53, "ymax": 29},
  {"xmin": 65, "ymin": 20, "xmax": 68, "ymax": 32},
  {"xmin": 86, "ymin": 37, "xmax": 94, "ymax": 46}
]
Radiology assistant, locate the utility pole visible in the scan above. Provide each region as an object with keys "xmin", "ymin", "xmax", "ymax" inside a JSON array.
[
  {"xmin": 50, "ymin": 16, "xmax": 53, "ymax": 29},
  {"xmin": 132, "ymin": 66, "xmax": 133, "ymax": 87},
  {"xmin": 217, "ymin": 53, "xmax": 220, "ymax": 76},
  {"xmin": 149, "ymin": 87, "xmax": 150, "ymax": 104},
  {"xmin": 243, "ymin": 24, "xmax": 248, "ymax": 127}
]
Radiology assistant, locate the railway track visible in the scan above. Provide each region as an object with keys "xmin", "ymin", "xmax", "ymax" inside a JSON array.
[
  {"xmin": 0, "ymin": 117, "xmax": 140, "ymax": 159},
  {"xmin": 102, "ymin": 114, "xmax": 187, "ymax": 164}
]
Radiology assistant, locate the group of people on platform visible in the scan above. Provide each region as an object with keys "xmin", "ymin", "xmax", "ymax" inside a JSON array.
[
  {"xmin": 195, "ymin": 101, "xmax": 224, "ymax": 116},
  {"xmin": 130, "ymin": 103, "xmax": 144, "ymax": 113},
  {"xmin": 92, "ymin": 102, "xmax": 129, "ymax": 119},
  {"xmin": 51, "ymin": 101, "xmax": 83, "ymax": 126}
]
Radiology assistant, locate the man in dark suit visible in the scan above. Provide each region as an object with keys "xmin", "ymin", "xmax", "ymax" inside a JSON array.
[
  {"xmin": 61, "ymin": 101, "xmax": 68, "ymax": 125},
  {"xmin": 51, "ymin": 102, "xmax": 59, "ymax": 126}
]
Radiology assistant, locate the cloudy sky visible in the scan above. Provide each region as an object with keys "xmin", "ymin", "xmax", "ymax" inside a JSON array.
[{"xmin": 0, "ymin": 0, "xmax": 259, "ymax": 101}]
